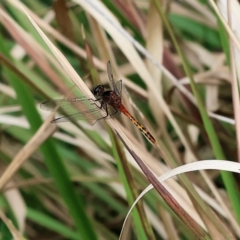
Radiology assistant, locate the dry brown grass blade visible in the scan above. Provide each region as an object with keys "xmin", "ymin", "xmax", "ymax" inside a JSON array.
[
  {"xmin": 53, "ymin": 0, "xmax": 75, "ymax": 41},
  {"xmin": 3, "ymin": 183, "xmax": 26, "ymax": 234},
  {"xmin": 2, "ymin": 178, "xmax": 53, "ymax": 191},
  {"xmin": 87, "ymin": 16, "xmax": 109, "ymax": 62},
  {"xmin": 0, "ymin": 82, "xmax": 16, "ymax": 98},
  {"xmin": 0, "ymin": 210, "xmax": 25, "ymax": 240},
  {"xmin": 115, "ymin": 0, "xmax": 146, "ymax": 37},
  {"xmin": 158, "ymin": 207, "xmax": 179, "ymax": 240},
  {"xmin": 146, "ymin": 1, "xmax": 163, "ymax": 84},
  {"xmin": 146, "ymin": 1, "xmax": 164, "ymax": 129},
  {"xmin": 226, "ymin": 1, "xmax": 240, "ymax": 164},
  {"xmin": 198, "ymin": 211, "xmax": 234, "ymax": 240},
  {"xmin": 0, "ymin": 114, "xmax": 57, "ymax": 190},
  {"xmin": 81, "ymin": 24, "xmax": 99, "ymax": 86}
]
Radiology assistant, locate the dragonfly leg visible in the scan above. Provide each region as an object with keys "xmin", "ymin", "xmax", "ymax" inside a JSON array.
[
  {"xmin": 91, "ymin": 103, "xmax": 109, "ymax": 125},
  {"xmin": 110, "ymin": 107, "xmax": 118, "ymax": 117},
  {"xmin": 90, "ymin": 98, "xmax": 104, "ymax": 109},
  {"xmin": 89, "ymin": 98, "xmax": 101, "ymax": 102}
]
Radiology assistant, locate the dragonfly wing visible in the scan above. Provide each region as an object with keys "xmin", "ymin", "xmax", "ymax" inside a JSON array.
[
  {"xmin": 51, "ymin": 108, "xmax": 107, "ymax": 123},
  {"xmin": 40, "ymin": 99, "xmax": 64, "ymax": 111},
  {"xmin": 115, "ymin": 80, "xmax": 122, "ymax": 97},
  {"xmin": 40, "ymin": 98, "xmax": 94, "ymax": 115},
  {"xmin": 107, "ymin": 61, "xmax": 116, "ymax": 91},
  {"xmin": 107, "ymin": 61, "xmax": 122, "ymax": 97},
  {"xmin": 41, "ymin": 98, "xmax": 107, "ymax": 123},
  {"xmin": 41, "ymin": 98, "xmax": 83, "ymax": 110}
]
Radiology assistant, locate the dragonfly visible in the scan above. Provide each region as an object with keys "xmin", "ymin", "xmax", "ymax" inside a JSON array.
[{"xmin": 40, "ymin": 61, "xmax": 156, "ymax": 145}]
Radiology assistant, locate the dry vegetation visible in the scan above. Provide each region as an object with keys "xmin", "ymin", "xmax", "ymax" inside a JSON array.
[{"xmin": 0, "ymin": 0, "xmax": 240, "ymax": 239}]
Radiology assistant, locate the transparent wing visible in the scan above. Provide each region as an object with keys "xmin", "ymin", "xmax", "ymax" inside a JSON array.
[
  {"xmin": 40, "ymin": 98, "xmax": 119, "ymax": 123},
  {"xmin": 107, "ymin": 61, "xmax": 122, "ymax": 97},
  {"xmin": 40, "ymin": 98, "xmax": 92, "ymax": 115},
  {"xmin": 107, "ymin": 61, "xmax": 116, "ymax": 91},
  {"xmin": 41, "ymin": 98, "xmax": 100, "ymax": 123},
  {"xmin": 115, "ymin": 80, "xmax": 122, "ymax": 97},
  {"xmin": 51, "ymin": 108, "xmax": 107, "ymax": 123}
]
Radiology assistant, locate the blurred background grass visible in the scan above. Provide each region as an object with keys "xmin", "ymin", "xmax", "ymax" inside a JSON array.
[{"xmin": 0, "ymin": 0, "xmax": 240, "ymax": 239}]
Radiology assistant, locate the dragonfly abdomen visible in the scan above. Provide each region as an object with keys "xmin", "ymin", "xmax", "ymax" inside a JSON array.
[{"xmin": 118, "ymin": 104, "xmax": 156, "ymax": 145}]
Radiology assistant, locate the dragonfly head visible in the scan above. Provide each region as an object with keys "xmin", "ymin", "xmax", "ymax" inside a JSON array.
[{"xmin": 92, "ymin": 84, "xmax": 105, "ymax": 97}]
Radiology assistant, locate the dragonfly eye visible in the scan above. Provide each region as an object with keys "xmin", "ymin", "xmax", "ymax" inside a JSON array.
[{"xmin": 92, "ymin": 85, "xmax": 105, "ymax": 96}]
